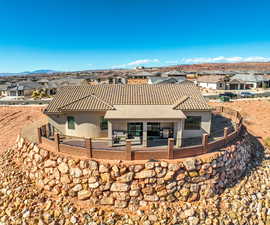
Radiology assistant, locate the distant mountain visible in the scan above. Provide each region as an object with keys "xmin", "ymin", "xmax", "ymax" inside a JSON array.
[{"xmin": 0, "ymin": 69, "xmax": 57, "ymax": 77}]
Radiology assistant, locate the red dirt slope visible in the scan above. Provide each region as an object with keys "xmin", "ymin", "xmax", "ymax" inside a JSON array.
[{"xmin": 0, "ymin": 106, "xmax": 45, "ymax": 153}]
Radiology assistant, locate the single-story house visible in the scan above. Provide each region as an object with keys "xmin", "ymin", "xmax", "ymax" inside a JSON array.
[
  {"xmin": 6, "ymin": 81, "xmax": 44, "ymax": 97},
  {"xmin": 196, "ymin": 75, "xmax": 227, "ymax": 90},
  {"xmin": 230, "ymin": 74, "xmax": 270, "ymax": 89},
  {"xmin": 127, "ymin": 71, "xmax": 154, "ymax": 84},
  {"xmin": 148, "ymin": 77, "xmax": 187, "ymax": 84},
  {"xmin": 161, "ymin": 70, "xmax": 187, "ymax": 78},
  {"xmin": 89, "ymin": 74, "xmax": 126, "ymax": 85},
  {"xmin": 44, "ymin": 83, "xmax": 212, "ymax": 147}
]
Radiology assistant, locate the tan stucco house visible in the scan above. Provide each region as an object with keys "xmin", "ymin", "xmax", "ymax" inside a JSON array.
[{"xmin": 44, "ymin": 83, "xmax": 212, "ymax": 147}]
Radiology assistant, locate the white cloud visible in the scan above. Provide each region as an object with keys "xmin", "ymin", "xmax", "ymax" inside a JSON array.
[
  {"xmin": 181, "ymin": 56, "xmax": 270, "ymax": 64},
  {"xmin": 127, "ymin": 59, "xmax": 160, "ymax": 66},
  {"xmin": 111, "ymin": 59, "xmax": 160, "ymax": 69},
  {"xmin": 165, "ymin": 60, "xmax": 179, "ymax": 64}
]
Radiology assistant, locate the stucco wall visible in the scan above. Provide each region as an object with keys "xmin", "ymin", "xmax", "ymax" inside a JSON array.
[
  {"xmin": 47, "ymin": 114, "xmax": 67, "ymax": 134},
  {"xmin": 48, "ymin": 111, "xmax": 211, "ymax": 139},
  {"xmin": 48, "ymin": 112, "xmax": 106, "ymax": 138},
  {"xmin": 182, "ymin": 111, "xmax": 212, "ymax": 138},
  {"xmin": 198, "ymin": 82, "xmax": 225, "ymax": 90}
]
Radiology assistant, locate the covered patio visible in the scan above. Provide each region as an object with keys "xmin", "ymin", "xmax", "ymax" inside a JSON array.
[{"xmin": 104, "ymin": 105, "xmax": 186, "ymax": 148}]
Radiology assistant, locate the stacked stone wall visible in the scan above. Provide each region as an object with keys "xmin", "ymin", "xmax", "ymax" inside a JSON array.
[{"xmin": 14, "ymin": 130, "xmax": 254, "ymax": 209}]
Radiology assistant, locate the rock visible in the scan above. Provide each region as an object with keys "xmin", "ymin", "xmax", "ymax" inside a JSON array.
[
  {"xmin": 145, "ymin": 161, "xmax": 155, "ymax": 169},
  {"xmin": 100, "ymin": 173, "xmax": 111, "ymax": 183},
  {"xmin": 88, "ymin": 177, "xmax": 97, "ymax": 183},
  {"xmin": 70, "ymin": 216, "xmax": 77, "ymax": 224},
  {"xmin": 184, "ymin": 208, "xmax": 195, "ymax": 218},
  {"xmin": 110, "ymin": 183, "xmax": 130, "ymax": 192},
  {"xmin": 99, "ymin": 164, "xmax": 109, "ymax": 173},
  {"xmin": 184, "ymin": 159, "xmax": 196, "ymax": 171},
  {"xmin": 134, "ymin": 170, "xmax": 156, "ymax": 179},
  {"xmin": 144, "ymin": 194, "xmax": 159, "ymax": 201},
  {"xmin": 188, "ymin": 216, "xmax": 200, "ymax": 225},
  {"xmin": 34, "ymin": 154, "xmax": 42, "ymax": 163},
  {"xmin": 60, "ymin": 175, "xmax": 71, "ymax": 184},
  {"xmin": 100, "ymin": 197, "xmax": 114, "ymax": 205},
  {"xmin": 72, "ymin": 184, "xmax": 82, "ymax": 192},
  {"xmin": 78, "ymin": 190, "xmax": 91, "ymax": 200},
  {"xmin": 168, "ymin": 163, "xmax": 179, "ymax": 171},
  {"xmin": 117, "ymin": 172, "xmax": 134, "ymax": 183},
  {"xmin": 148, "ymin": 214, "xmax": 158, "ymax": 222},
  {"xmin": 130, "ymin": 190, "xmax": 140, "ymax": 197},
  {"xmin": 189, "ymin": 171, "xmax": 199, "ymax": 177},
  {"xmin": 114, "ymin": 200, "xmax": 128, "ymax": 208},
  {"xmin": 79, "ymin": 160, "xmax": 88, "ymax": 169},
  {"xmin": 58, "ymin": 162, "xmax": 69, "ymax": 174},
  {"xmin": 134, "ymin": 164, "xmax": 144, "ymax": 172},
  {"xmin": 89, "ymin": 182, "xmax": 100, "ymax": 189},
  {"xmin": 70, "ymin": 167, "xmax": 82, "ymax": 178},
  {"xmin": 89, "ymin": 160, "xmax": 98, "ymax": 170},
  {"xmin": 44, "ymin": 160, "xmax": 57, "ymax": 168}
]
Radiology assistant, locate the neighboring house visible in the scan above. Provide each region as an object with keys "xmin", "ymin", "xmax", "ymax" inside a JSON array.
[
  {"xmin": 44, "ymin": 83, "xmax": 212, "ymax": 147},
  {"xmin": 6, "ymin": 81, "xmax": 44, "ymax": 97},
  {"xmin": 161, "ymin": 70, "xmax": 187, "ymax": 78},
  {"xmin": 196, "ymin": 75, "xmax": 226, "ymax": 90},
  {"xmin": 148, "ymin": 77, "xmax": 187, "ymax": 84},
  {"xmin": 0, "ymin": 84, "xmax": 9, "ymax": 96},
  {"xmin": 89, "ymin": 74, "xmax": 126, "ymax": 85},
  {"xmin": 46, "ymin": 78, "xmax": 89, "ymax": 95},
  {"xmin": 127, "ymin": 71, "xmax": 154, "ymax": 84},
  {"xmin": 230, "ymin": 74, "xmax": 270, "ymax": 89}
]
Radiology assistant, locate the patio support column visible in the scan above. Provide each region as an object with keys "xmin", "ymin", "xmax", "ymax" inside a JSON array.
[
  {"xmin": 176, "ymin": 120, "xmax": 183, "ymax": 148},
  {"xmin": 142, "ymin": 122, "xmax": 147, "ymax": 147},
  {"xmin": 107, "ymin": 120, "xmax": 113, "ymax": 147}
]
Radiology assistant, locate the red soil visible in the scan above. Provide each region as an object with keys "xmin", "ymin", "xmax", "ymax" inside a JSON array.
[
  {"xmin": 210, "ymin": 100, "xmax": 270, "ymax": 141},
  {"xmin": 0, "ymin": 106, "xmax": 45, "ymax": 153}
]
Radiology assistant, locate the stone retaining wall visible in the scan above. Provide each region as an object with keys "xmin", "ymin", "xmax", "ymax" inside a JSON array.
[{"xmin": 14, "ymin": 129, "xmax": 255, "ymax": 209}]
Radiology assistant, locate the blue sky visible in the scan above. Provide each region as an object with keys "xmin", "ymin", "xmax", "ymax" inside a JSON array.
[{"xmin": 1, "ymin": 0, "xmax": 270, "ymax": 72}]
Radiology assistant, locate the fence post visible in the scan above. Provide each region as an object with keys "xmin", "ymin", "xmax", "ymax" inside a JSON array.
[
  {"xmin": 85, "ymin": 138, "xmax": 92, "ymax": 158},
  {"xmin": 224, "ymin": 127, "xmax": 229, "ymax": 138},
  {"xmin": 234, "ymin": 111, "xmax": 239, "ymax": 122},
  {"xmin": 37, "ymin": 128, "xmax": 42, "ymax": 144},
  {"xmin": 220, "ymin": 106, "xmax": 224, "ymax": 113},
  {"xmin": 224, "ymin": 127, "xmax": 229, "ymax": 145},
  {"xmin": 126, "ymin": 139, "xmax": 132, "ymax": 160},
  {"xmin": 202, "ymin": 134, "xmax": 209, "ymax": 153},
  {"xmin": 167, "ymin": 138, "xmax": 174, "ymax": 159},
  {"xmin": 55, "ymin": 133, "xmax": 60, "ymax": 152},
  {"xmin": 42, "ymin": 125, "xmax": 47, "ymax": 138}
]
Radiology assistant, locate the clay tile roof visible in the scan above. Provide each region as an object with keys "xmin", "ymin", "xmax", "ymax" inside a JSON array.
[
  {"xmin": 59, "ymin": 95, "xmax": 115, "ymax": 112},
  {"xmin": 45, "ymin": 83, "xmax": 211, "ymax": 113},
  {"xmin": 197, "ymin": 75, "xmax": 225, "ymax": 83}
]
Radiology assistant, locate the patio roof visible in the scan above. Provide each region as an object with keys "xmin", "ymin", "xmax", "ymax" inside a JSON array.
[{"xmin": 104, "ymin": 105, "xmax": 186, "ymax": 119}]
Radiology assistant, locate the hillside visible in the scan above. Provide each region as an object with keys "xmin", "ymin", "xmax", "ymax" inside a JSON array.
[{"xmin": 171, "ymin": 62, "xmax": 270, "ymax": 72}]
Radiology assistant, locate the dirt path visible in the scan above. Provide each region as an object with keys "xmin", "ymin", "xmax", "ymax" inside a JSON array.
[{"xmin": 0, "ymin": 105, "xmax": 46, "ymax": 153}]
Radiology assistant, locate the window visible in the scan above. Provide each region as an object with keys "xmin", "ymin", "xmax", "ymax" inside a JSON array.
[
  {"xmin": 67, "ymin": 116, "xmax": 75, "ymax": 130},
  {"xmin": 184, "ymin": 116, "xmax": 201, "ymax": 130},
  {"xmin": 100, "ymin": 117, "xmax": 108, "ymax": 130},
  {"xmin": 219, "ymin": 83, "xmax": 223, "ymax": 88},
  {"xmin": 127, "ymin": 123, "xmax": 143, "ymax": 138},
  {"xmin": 147, "ymin": 122, "xmax": 160, "ymax": 137}
]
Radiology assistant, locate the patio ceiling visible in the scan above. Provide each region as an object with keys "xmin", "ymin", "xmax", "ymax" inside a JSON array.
[{"xmin": 104, "ymin": 105, "xmax": 186, "ymax": 120}]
